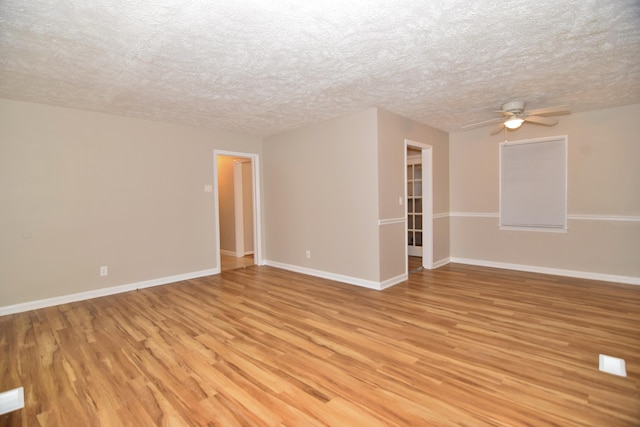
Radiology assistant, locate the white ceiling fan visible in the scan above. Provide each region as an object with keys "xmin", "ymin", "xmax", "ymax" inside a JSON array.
[{"xmin": 462, "ymin": 101, "xmax": 571, "ymax": 135}]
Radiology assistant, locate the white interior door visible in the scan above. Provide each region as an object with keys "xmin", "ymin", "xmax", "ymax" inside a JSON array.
[
  {"xmin": 407, "ymin": 155, "xmax": 423, "ymax": 257},
  {"xmin": 405, "ymin": 140, "xmax": 433, "ymax": 270}
]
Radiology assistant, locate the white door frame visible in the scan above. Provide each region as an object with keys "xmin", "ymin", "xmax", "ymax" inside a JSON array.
[
  {"xmin": 404, "ymin": 139, "xmax": 433, "ymax": 270},
  {"xmin": 213, "ymin": 150, "xmax": 263, "ymax": 271}
]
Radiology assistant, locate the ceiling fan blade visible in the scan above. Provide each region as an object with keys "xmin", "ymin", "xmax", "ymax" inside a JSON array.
[
  {"xmin": 461, "ymin": 117, "xmax": 503, "ymax": 130},
  {"xmin": 524, "ymin": 115, "xmax": 558, "ymax": 126},
  {"xmin": 490, "ymin": 122, "xmax": 505, "ymax": 135},
  {"xmin": 526, "ymin": 105, "xmax": 570, "ymax": 116}
]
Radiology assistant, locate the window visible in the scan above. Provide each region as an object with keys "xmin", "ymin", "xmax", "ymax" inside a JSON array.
[{"xmin": 500, "ymin": 136, "xmax": 567, "ymax": 231}]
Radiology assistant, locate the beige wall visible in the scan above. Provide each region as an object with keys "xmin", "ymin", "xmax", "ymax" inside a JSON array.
[
  {"xmin": 7, "ymin": 96, "xmax": 634, "ymax": 310},
  {"xmin": 0, "ymin": 99, "xmax": 262, "ymax": 307},
  {"xmin": 263, "ymin": 109, "xmax": 381, "ymax": 282},
  {"xmin": 376, "ymin": 109, "xmax": 450, "ymax": 280},
  {"xmin": 449, "ymin": 104, "xmax": 640, "ymax": 279},
  {"xmin": 264, "ymin": 107, "xmax": 449, "ymax": 286}
]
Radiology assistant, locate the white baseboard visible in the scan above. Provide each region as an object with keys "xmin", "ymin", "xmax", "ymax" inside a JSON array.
[
  {"xmin": 380, "ymin": 273, "xmax": 408, "ymax": 290},
  {"xmin": 450, "ymin": 257, "xmax": 640, "ymax": 286},
  {"xmin": 265, "ymin": 260, "xmax": 387, "ymax": 290},
  {"xmin": 0, "ymin": 268, "xmax": 219, "ymax": 316},
  {"xmin": 0, "ymin": 387, "xmax": 24, "ymax": 415},
  {"xmin": 431, "ymin": 257, "xmax": 451, "ymax": 269}
]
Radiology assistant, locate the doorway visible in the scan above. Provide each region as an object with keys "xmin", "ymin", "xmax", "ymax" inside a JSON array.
[
  {"xmin": 405, "ymin": 140, "xmax": 433, "ymax": 273},
  {"xmin": 213, "ymin": 150, "xmax": 262, "ymax": 273}
]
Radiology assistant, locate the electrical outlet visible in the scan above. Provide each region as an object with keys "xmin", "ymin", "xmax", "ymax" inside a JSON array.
[
  {"xmin": 305, "ymin": 250, "xmax": 311, "ymax": 259},
  {"xmin": 100, "ymin": 266, "xmax": 108, "ymax": 277}
]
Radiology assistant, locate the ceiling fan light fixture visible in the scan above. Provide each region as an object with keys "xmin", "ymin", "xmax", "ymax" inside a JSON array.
[{"xmin": 504, "ymin": 117, "xmax": 524, "ymax": 129}]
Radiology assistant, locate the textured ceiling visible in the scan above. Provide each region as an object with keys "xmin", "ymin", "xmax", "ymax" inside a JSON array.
[{"xmin": 1, "ymin": 0, "xmax": 639, "ymax": 136}]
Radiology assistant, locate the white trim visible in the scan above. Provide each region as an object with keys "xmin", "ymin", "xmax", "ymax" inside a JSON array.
[
  {"xmin": 432, "ymin": 257, "xmax": 451, "ymax": 269},
  {"xmin": 450, "ymin": 257, "xmax": 640, "ymax": 286},
  {"xmin": 379, "ymin": 211, "xmax": 446, "ymax": 221},
  {"xmin": 499, "ymin": 225, "xmax": 568, "ymax": 233},
  {"xmin": 450, "ymin": 212, "xmax": 498, "ymax": 218},
  {"xmin": 450, "ymin": 212, "xmax": 640, "ymax": 222},
  {"xmin": 567, "ymin": 214, "xmax": 640, "ymax": 222},
  {"xmin": 0, "ymin": 387, "xmax": 24, "ymax": 415},
  {"xmin": 233, "ymin": 161, "xmax": 245, "ymax": 258},
  {"xmin": 378, "ymin": 217, "xmax": 406, "ymax": 226},
  {"xmin": 252, "ymin": 157, "xmax": 263, "ymax": 265},
  {"xmin": 380, "ymin": 273, "xmax": 409, "ymax": 290},
  {"xmin": 265, "ymin": 260, "xmax": 390, "ymax": 290},
  {"xmin": 0, "ymin": 268, "xmax": 218, "ymax": 316},
  {"xmin": 220, "ymin": 249, "xmax": 236, "ymax": 257}
]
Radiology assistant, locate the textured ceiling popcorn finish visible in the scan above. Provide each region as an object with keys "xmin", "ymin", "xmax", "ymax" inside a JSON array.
[{"xmin": 1, "ymin": 0, "xmax": 639, "ymax": 135}]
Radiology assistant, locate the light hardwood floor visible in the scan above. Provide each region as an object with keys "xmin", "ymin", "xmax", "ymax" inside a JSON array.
[
  {"xmin": 220, "ymin": 254, "xmax": 255, "ymax": 272},
  {"xmin": 1, "ymin": 264, "xmax": 639, "ymax": 426}
]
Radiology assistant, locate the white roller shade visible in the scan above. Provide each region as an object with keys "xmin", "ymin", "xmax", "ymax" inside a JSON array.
[{"xmin": 500, "ymin": 137, "xmax": 567, "ymax": 229}]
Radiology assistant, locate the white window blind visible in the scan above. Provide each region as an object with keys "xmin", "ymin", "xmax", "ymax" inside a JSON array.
[{"xmin": 500, "ymin": 136, "xmax": 567, "ymax": 230}]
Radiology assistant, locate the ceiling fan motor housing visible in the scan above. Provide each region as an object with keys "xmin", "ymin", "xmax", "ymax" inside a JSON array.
[{"xmin": 502, "ymin": 101, "xmax": 525, "ymax": 115}]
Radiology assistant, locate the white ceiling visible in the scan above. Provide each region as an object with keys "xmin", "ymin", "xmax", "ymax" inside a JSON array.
[{"xmin": 1, "ymin": 0, "xmax": 639, "ymax": 136}]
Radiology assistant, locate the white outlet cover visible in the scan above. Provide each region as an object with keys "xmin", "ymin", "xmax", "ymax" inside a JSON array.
[{"xmin": 599, "ymin": 354, "xmax": 627, "ymax": 377}]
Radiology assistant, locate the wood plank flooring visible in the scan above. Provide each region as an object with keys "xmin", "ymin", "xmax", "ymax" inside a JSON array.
[
  {"xmin": 1, "ymin": 264, "xmax": 639, "ymax": 426},
  {"xmin": 408, "ymin": 256, "xmax": 422, "ymax": 272},
  {"xmin": 220, "ymin": 254, "xmax": 255, "ymax": 272}
]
